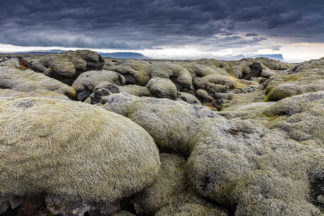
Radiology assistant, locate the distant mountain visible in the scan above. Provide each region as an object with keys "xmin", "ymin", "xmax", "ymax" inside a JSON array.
[
  {"xmin": 99, "ymin": 52, "xmax": 149, "ymax": 59},
  {"xmin": 217, "ymin": 54, "xmax": 285, "ymax": 62},
  {"xmin": 1, "ymin": 50, "xmax": 150, "ymax": 59},
  {"xmin": 253, "ymin": 54, "xmax": 284, "ymax": 61},
  {"xmin": 0, "ymin": 49, "xmax": 63, "ymax": 55},
  {"xmin": 0, "ymin": 49, "xmax": 282, "ymax": 61}
]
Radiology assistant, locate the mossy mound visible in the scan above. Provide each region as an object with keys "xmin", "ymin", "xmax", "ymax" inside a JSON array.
[
  {"xmin": 186, "ymin": 111, "xmax": 324, "ymax": 215},
  {"xmin": 0, "ymin": 97, "xmax": 160, "ymax": 203},
  {"xmin": 104, "ymin": 59, "xmax": 151, "ymax": 85},
  {"xmin": 146, "ymin": 77, "xmax": 178, "ymax": 100},
  {"xmin": 264, "ymin": 58, "xmax": 324, "ymax": 101},
  {"xmin": 103, "ymin": 93, "xmax": 219, "ymax": 155},
  {"xmin": 72, "ymin": 70, "xmax": 125, "ymax": 93},
  {"xmin": 0, "ymin": 58, "xmax": 76, "ymax": 99}
]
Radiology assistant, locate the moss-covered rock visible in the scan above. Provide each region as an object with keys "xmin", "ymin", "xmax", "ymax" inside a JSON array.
[
  {"xmin": 102, "ymin": 93, "xmax": 219, "ymax": 155},
  {"xmin": 104, "ymin": 59, "xmax": 151, "ymax": 85},
  {"xmin": 155, "ymin": 203, "xmax": 227, "ymax": 216},
  {"xmin": 0, "ymin": 58, "xmax": 76, "ymax": 99},
  {"xmin": 147, "ymin": 77, "xmax": 178, "ymax": 100},
  {"xmin": 149, "ymin": 62, "xmax": 193, "ymax": 91},
  {"xmin": 186, "ymin": 114, "xmax": 324, "ymax": 215},
  {"xmin": 0, "ymin": 89, "xmax": 70, "ymax": 100},
  {"xmin": 0, "ymin": 97, "xmax": 160, "ymax": 203},
  {"xmin": 263, "ymin": 91, "xmax": 324, "ymax": 143},
  {"xmin": 134, "ymin": 153, "xmax": 186, "ymax": 214},
  {"xmin": 34, "ymin": 50, "xmax": 104, "ymax": 83},
  {"xmin": 194, "ymin": 74, "xmax": 236, "ymax": 94},
  {"xmin": 72, "ymin": 70, "xmax": 125, "ymax": 93},
  {"xmin": 264, "ymin": 58, "xmax": 324, "ymax": 101},
  {"xmin": 178, "ymin": 92, "xmax": 201, "ymax": 104},
  {"xmin": 119, "ymin": 85, "xmax": 150, "ymax": 97}
]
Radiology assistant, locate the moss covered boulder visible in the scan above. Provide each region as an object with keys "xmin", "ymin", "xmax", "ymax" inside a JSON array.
[
  {"xmin": 104, "ymin": 59, "xmax": 151, "ymax": 85},
  {"xmin": 186, "ymin": 113, "xmax": 324, "ymax": 215},
  {"xmin": 0, "ymin": 58, "xmax": 76, "ymax": 99},
  {"xmin": 103, "ymin": 94, "xmax": 219, "ymax": 155},
  {"xmin": 0, "ymin": 97, "xmax": 160, "ymax": 203},
  {"xmin": 32, "ymin": 50, "xmax": 104, "ymax": 84},
  {"xmin": 264, "ymin": 58, "xmax": 324, "ymax": 101},
  {"xmin": 72, "ymin": 70, "xmax": 125, "ymax": 93},
  {"xmin": 146, "ymin": 77, "xmax": 178, "ymax": 100},
  {"xmin": 149, "ymin": 62, "xmax": 193, "ymax": 91}
]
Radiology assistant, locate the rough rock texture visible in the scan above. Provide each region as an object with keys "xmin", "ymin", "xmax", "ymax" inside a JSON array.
[
  {"xmin": 134, "ymin": 153, "xmax": 186, "ymax": 214},
  {"xmin": 31, "ymin": 50, "xmax": 104, "ymax": 84},
  {"xmin": 0, "ymin": 89, "xmax": 70, "ymax": 100},
  {"xmin": 146, "ymin": 77, "xmax": 178, "ymax": 100},
  {"xmin": 72, "ymin": 70, "xmax": 125, "ymax": 93},
  {"xmin": 264, "ymin": 57, "xmax": 324, "ymax": 101},
  {"xmin": 186, "ymin": 117, "xmax": 324, "ymax": 215},
  {"xmin": 178, "ymin": 91, "xmax": 201, "ymax": 104},
  {"xmin": 103, "ymin": 93, "xmax": 219, "ymax": 155},
  {"xmin": 90, "ymin": 82, "xmax": 121, "ymax": 104},
  {"xmin": 104, "ymin": 59, "xmax": 151, "ymax": 85},
  {"xmin": 241, "ymin": 62, "xmax": 262, "ymax": 80},
  {"xmin": 155, "ymin": 203, "xmax": 227, "ymax": 216},
  {"xmin": 119, "ymin": 85, "xmax": 150, "ymax": 97},
  {"xmin": 0, "ymin": 58, "xmax": 76, "ymax": 99},
  {"xmin": 186, "ymin": 91, "xmax": 324, "ymax": 215},
  {"xmin": 0, "ymin": 97, "xmax": 160, "ymax": 203},
  {"xmin": 1, "ymin": 52, "xmax": 324, "ymax": 216},
  {"xmin": 149, "ymin": 62, "xmax": 193, "ymax": 91}
]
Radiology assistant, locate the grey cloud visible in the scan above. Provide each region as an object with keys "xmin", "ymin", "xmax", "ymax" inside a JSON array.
[{"xmin": 0, "ymin": 0, "xmax": 323, "ymax": 49}]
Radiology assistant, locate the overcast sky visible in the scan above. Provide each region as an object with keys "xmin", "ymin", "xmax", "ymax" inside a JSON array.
[{"xmin": 0, "ymin": 0, "xmax": 323, "ymax": 62}]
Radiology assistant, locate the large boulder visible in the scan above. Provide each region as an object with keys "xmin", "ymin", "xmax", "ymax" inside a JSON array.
[
  {"xmin": 0, "ymin": 97, "xmax": 160, "ymax": 204},
  {"xmin": 193, "ymin": 74, "xmax": 236, "ymax": 94},
  {"xmin": 104, "ymin": 59, "xmax": 151, "ymax": 85},
  {"xmin": 186, "ymin": 98, "xmax": 324, "ymax": 215},
  {"xmin": 31, "ymin": 50, "xmax": 104, "ymax": 84},
  {"xmin": 0, "ymin": 58, "xmax": 76, "ymax": 99},
  {"xmin": 149, "ymin": 62, "xmax": 193, "ymax": 91},
  {"xmin": 103, "ymin": 94, "xmax": 219, "ymax": 155},
  {"xmin": 146, "ymin": 77, "xmax": 178, "ymax": 100},
  {"xmin": 72, "ymin": 70, "xmax": 125, "ymax": 93},
  {"xmin": 263, "ymin": 91, "xmax": 324, "ymax": 143},
  {"xmin": 241, "ymin": 62, "xmax": 262, "ymax": 80}
]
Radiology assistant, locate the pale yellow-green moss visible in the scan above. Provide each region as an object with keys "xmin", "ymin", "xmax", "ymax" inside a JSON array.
[{"xmin": 0, "ymin": 97, "xmax": 160, "ymax": 202}]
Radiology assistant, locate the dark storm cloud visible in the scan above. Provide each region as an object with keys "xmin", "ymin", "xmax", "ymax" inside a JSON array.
[{"xmin": 0, "ymin": 0, "xmax": 323, "ymax": 49}]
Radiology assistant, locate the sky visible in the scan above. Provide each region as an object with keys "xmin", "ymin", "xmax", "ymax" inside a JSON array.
[{"xmin": 0, "ymin": 0, "xmax": 324, "ymax": 62}]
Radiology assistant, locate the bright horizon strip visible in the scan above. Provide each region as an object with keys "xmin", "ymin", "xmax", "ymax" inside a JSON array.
[{"xmin": 0, "ymin": 43, "xmax": 323, "ymax": 63}]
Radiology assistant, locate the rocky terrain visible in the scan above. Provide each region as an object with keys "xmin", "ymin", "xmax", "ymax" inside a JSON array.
[{"xmin": 0, "ymin": 50, "xmax": 323, "ymax": 216}]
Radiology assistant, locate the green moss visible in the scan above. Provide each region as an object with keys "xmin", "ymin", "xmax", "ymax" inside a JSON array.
[
  {"xmin": 228, "ymin": 75, "xmax": 246, "ymax": 89},
  {"xmin": 264, "ymin": 87, "xmax": 293, "ymax": 102},
  {"xmin": 282, "ymin": 73, "xmax": 304, "ymax": 82}
]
